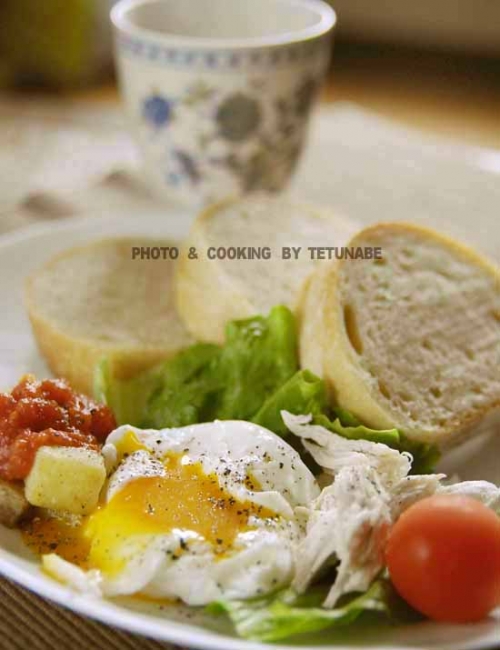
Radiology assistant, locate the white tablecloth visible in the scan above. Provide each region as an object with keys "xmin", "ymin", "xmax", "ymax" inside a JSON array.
[{"xmin": 0, "ymin": 96, "xmax": 499, "ymax": 258}]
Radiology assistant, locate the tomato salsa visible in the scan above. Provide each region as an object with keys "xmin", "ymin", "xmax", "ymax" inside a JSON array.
[{"xmin": 0, "ymin": 375, "xmax": 116, "ymax": 481}]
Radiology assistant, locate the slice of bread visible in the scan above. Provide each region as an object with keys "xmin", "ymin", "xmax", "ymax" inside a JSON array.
[
  {"xmin": 175, "ymin": 195, "xmax": 358, "ymax": 342},
  {"xmin": 299, "ymin": 223, "xmax": 500, "ymax": 449},
  {"xmin": 26, "ymin": 238, "xmax": 193, "ymax": 396}
]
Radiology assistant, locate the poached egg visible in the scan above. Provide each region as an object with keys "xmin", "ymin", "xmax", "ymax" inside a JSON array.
[{"xmin": 38, "ymin": 420, "xmax": 319, "ymax": 605}]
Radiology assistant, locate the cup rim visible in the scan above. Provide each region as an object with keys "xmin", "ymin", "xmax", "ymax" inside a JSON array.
[{"xmin": 111, "ymin": 0, "xmax": 336, "ymax": 50}]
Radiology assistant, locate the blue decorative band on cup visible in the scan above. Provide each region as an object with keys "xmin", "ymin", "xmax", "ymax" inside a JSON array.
[{"xmin": 116, "ymin": 33, "xmax": 331, "ymax": 71}]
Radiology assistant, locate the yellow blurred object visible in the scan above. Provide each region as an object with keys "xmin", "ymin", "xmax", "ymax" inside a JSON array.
[{"xmin": 0, "ymin": 0, "xmax": 113, "ymax": 88}]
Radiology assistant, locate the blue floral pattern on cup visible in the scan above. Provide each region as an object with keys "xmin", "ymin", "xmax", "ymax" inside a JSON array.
[
  {"xmin": 142, "ymin": 95, "xmax": 173, "ymax": 128},
  {"xmin": 141, "ymin": 76, "xmax": 319, "ymax": 195}
]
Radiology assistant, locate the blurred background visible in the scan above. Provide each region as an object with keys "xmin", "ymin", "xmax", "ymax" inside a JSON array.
[{"xmin": 0, "ymin": 0, "xmax": 499, "ymax": 149}]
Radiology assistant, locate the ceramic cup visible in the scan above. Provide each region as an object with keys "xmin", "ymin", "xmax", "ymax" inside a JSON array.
[{"xmin": 111, "ymin": 0, "xmax": 336, "ymax": 206}]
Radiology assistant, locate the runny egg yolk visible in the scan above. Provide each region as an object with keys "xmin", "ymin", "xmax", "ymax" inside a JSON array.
[
  {"xmin": 22, "ymin": 448, "xmax": 274, "ymax": 576},
  {"xmin": 86, "ymin": 456, "xmax": 270, "ymax": 575},
  {"xmin": 114, "ymin": 429, "xmax": 147, "ymax": 456},
  {"xmin": 21, "ymin": 515, "xmax": 90, "ymax": 568}
]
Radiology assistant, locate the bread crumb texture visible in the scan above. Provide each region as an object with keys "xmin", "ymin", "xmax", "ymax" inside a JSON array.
[
  {"xmin": 338, "ymin": 224, "xmax": 500, "ymax": 442},
  {"xmin": 28, "ymin": 238, "xmax": 191, "ymax": 349}
]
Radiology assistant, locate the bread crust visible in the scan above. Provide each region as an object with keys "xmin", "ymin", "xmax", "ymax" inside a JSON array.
[
  {"xmin": 0, "ymin": 479, "xmax": 29, "ymax": 528},
  {"xmin": 300, "ymin": 222, "xmax": 500, "ymax": 449},
  {"xmin": 175, "ymin": 199, "xmax": 256, "ymax": 343}
]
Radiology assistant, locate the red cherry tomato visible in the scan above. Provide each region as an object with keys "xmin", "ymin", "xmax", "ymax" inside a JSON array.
[{"xmin": 386, "ymin": 494, "xmax": 500, "ymax": 623}]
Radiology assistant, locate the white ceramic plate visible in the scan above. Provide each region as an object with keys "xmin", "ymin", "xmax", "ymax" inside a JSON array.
[{"xmin": 0, "ymin": 213, "xmax": 500, "ymax": 650}]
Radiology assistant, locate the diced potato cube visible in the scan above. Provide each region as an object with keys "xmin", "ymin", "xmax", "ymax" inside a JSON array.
[
  {"xmin": 25, "ymin": 446, "xmax": 105, "ymax": 515},
  {"xmin": 0, "ymin": 479, "xmax": 30, "ymax": 527}
]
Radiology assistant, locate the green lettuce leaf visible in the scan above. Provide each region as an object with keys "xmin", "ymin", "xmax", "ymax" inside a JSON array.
[
  {"xmin": 94, "ymin": 344, "xmax": 220, "ymax": 428},
  {"xmin": 94, "ymin": 358, "xmax": 160, "ymax": 427},
  {"xmin": 215, "ymin": 305, "xmax": 298, "ymax": 420},
  {"xmin": 208, "ymin": 578, "xmax": 418, "ymax": 642},
  {"xmin": 252, "ymin": 370, "xmax": 327, "ymax": 436},
  {"xmin": 143, "ymin": 343, "xmax": 221, "ymax": 428},
  {"xmin": 313, "ymin": 413, "xmax": 400, "ymax": 447}
]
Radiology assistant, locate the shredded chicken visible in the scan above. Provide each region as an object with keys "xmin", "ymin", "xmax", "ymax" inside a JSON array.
[
  {"xmin": 439, "ymin": 480, "xmax": 500, "ymax": 513},
  {"xmin": 282, "ymin": 411, "xmax": 500, "ymax": 608}
]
